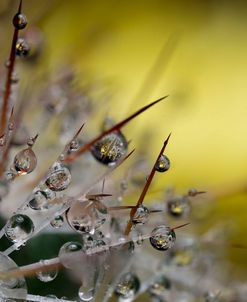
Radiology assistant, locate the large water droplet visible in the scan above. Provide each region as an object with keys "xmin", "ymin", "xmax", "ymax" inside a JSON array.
[
  {"xmin": 29, "ymin": 189, "xmax": 55, "ymax": 211},
  {"xmin": 149, "ymin": 225, "xmax": 176, "ymax": 251},
  {"xmin": 36, "ymin": 260, "xmax": 58, "ymax": 283},
  {"xmin": 12, "ymin": 13, "xmax": 27, "ymax": 30},
  {"xmin": 0, "ymin": 252, "xmax": 27, "ymax": 300},
  {"xmin": 78, "ymin": 284, "xmax": 95, "ymax": 301},
  {"xmin": 66, "ymin": 200, "xmax": 108, "ymax": 234},
  {"xmin": 16, "ymin": 38, "xmax": 30, "ymax": 57},
  {"xmin": 167, "ymin": 197, "xmax": 191, "ymax": 218},
  {"xmin": 132, "ymin": 205, "xmax": 150, "ymax": 225},
  {"xmin": 50, "ymin": 215, "xmax": 64, "ymax": 228},
  {"xmin": 91, "ymin": 132, "xmax": 128, "ymax": 166},
  {"xmin": 46, "ymin": 162, "xmax": 71, "ymax": 191},
  {"xmin": 155, "ymin": 154, "xmax": 170, "ymax": 173},
  {"xmin": 5, "ymin": 214, "xmax": 34, "ymax": 243},
  {"xmin": 14, "ymin": 147, "xmax": 37, "ymax": 175},
  {"xmin": 59, "ymin": 241, "xmax": 83, "ymax": 256},
  {"xmin": 115, "ymin": 272, "xmax": 140, "ymax": 299},
  {"xmin": 148, "ymin": 275, "xmax": 171, "ymax": 297}
]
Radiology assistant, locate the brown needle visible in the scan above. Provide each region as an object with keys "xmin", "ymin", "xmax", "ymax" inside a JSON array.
[
  {"xmin": 63, "ymin": 96, "xmax": 168, "ymax": 163},
  {"xmin": 124, "ymin": 134, "xmax": 171, "ymax": 235}
]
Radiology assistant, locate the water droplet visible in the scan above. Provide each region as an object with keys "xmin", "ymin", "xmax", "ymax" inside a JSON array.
[
  {"xmin": 115, "ymin": 272, "xmax": 140, "ymax": 299},
  {"xmin": 167, "ymin": 197, "xmax": 191, "ymax": 218},
  {"xmin": 150, "ymin": 225, "xmax": 176, "ymax": 251},
  {"xmin": 120, "ymin": 179, "xmax": 128, "ymax": 191},
  {"xmin": 5, "ymin": 169, "xmax": 17, "ymax": 181},
  {"xmin": 46, "ymin": 162, "xmax": 71, "ymax": 191},
  {"xmin": 0, "ymin": 252, "xmax": 27, "ymax": 299},
  {"xmin": 91, "ymin": 131, "xmax": 128, "ymax": 166},
  {"xmin": 13, "ymin": 13, "xmax": 28, "ymax": 30},
  {"xmin": 169, "ymin": 247, "xmax": 193, "ymax": 266},
  {"xmin": 149, "ymin": 275, "xmax": 171, "ymax": 297},
  {"xmin": 5, "ymin": 214, "xmax": 34, "ymax": 243},
  {"xmin": 50, "ymin": 215, "xmax": 64, "ymax": 228},
  {"xmin": 5, "ymin": 59, "xmax": 11, "ymax": 68},
  {"xmin": 78, "ymin": 284, "xmax": 95, "ymax": 301},
  {"xmin": 16, "ymin": 38, "xmax": 30, "ymax": 57},
  {"xmin": 29, "ymin": 189, "xmax": 55, "ymax": 211},
  {"xmin": 36, "ymin": 260, "xmax": 58, "ymax": 282},
  {"xmin": 10, "ymin": 72, "xmax": 19, "ymax": 84},
  {"xmin": 45, "ymin": 295, "xmax": 57, "ymax": 300},
  {"xmin": 8, "ymin": 122, "xmax": 14, "ymax": 131},
  {"xmin": 155, "ymin": 154, "xmax": 170, "ymax": 172},
  {"xmin": 66, "ymin": 200, "xmax": 108, "ymax": 234},
  {"xmin": 0, "ymin": 135, "xmax": 6, "ymax": 146},
  {"xmin": 14, "ymin": 147, "xmax": 37, "ymax": 175},
  {"xmin": 69, "ymin": 139, "xmax": 79, "ymax": 151},
  {"xmin": 188, "ymin": 188, "xmax": 198, "ymax": 197},
  {"xmin": 132, "ymin": 205, "xmax": 150, "ymax": 224},
  {"xmin": 59, "ymin": 241, "xmax": 83, "ymax": 256}
]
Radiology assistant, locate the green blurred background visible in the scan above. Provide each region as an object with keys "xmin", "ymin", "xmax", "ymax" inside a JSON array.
[{"xmin": 0, "ymin": 0, "xmax": 247, "ymax": 290}]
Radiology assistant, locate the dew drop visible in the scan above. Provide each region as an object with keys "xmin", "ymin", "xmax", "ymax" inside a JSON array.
[
  {"xmin": 188, "ymin": 188, "xmax": 199, "ymax": 197},
  {"xmin": 91, "ymin": 132, "xmax": 128, "ymax": 166},
  {"xmin": 66, "ymin": 200, "xmax": 108, "ymax": 235},
  {"xmin": 0, "ymin": 135, "xmax": 6, "ymax": 146},
  {"xmin": 150, "ymin": 225, "xmax": 176, "ymax": 251},
  {"xmin": 46, "ymin": 162, "xmax": 71, "ymax": 192},
  {"xmin": 78, "ymin": 284, "xmax": 95, "ymax": 301},
  {"xmin": 50, "ymin": 215, "xmax": 64, "ymax": 228},
  {"xmin": 5, "ymin": 169, "xmax": 17, "ymax": 181},
  {"xmin": 155, "ymin": 154, "xmax": 170, "ymax": 173},
  {"xmin": 5, "ymin": 214, "xmax": 34, "ymax": 243},
  {"xmin": 167, "ymin": 197, "xmax": 191, "ymax": 218},
  {"xmin": 168, "ymin": 247, "xmax": 193, "ymax": 266},
  {"xmin": 14, "ymin": 147, "xmax": 37, "ymax": 175},
  {"xmin": 16, "ymin": 38, "xmax": 30, "ymax": 57},
  {"xmin": 5, "ymin": 59, "xmax": 11, "ymax": 68},
  {"xmin": 0, "ymin": 252, "xmax": 27, "ymax": 299},
  {"xmin": 69, "ymin": 139, "xmax": 79, "ymax": 151},
  {"xmin": 8, "ymin": 122, "xmax": 14, "ymax": 131},
  {"xmin": 13, "ymin": 13, "xmax": 28, "ymax": 30},
  {"xmin": 45, "ymin": 295, "xmax": 57, "ymax": 301},
  {"xmin": 36, "ymin": 260, "xmax": 58, "ymax": 283},
  {"xmin": 148, "ymin": 275, "xmax": 171, "ymax": 297},
  {"xmin": 29, "ymin": 189, "xmax": 55, "ymax": 211},
  {"xmin": 59, "ymin": 241, "xmax": 83, "ymax": 256},
  {"xmin": 132, "ymin": 205, "xmax": 150, "ymax": 225},
  {"xmin": 115, "ymin": 272, "xmax": 140, "ymax": 299},
  {"xmin": 10, "ymin": 73, "xmax": 19, "ymax": 84}
]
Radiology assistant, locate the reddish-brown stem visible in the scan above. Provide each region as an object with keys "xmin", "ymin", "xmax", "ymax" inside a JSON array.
[
  {"xmin": 0, "ymin": 1, "xmax": 22, "ymax": 136},
  {"xmin": 74, "ymin": 123, "xmax": 85, "ymax": 139},
  {"xmin": 0, "ymin": 107, "xmax": 15, "ymax": 176},
  {"xmin": 109, "ymin": 205, "xmax": 136, "ymax": 211},
  {"xmin": 124, "ymin": 134, "xmax": 171, "ymax": 235},
  {"xmin": 0, "ymin": 258, "xmax": 62, "ymax": 280},
  {"xmin": 171, "ymin": 222, "xmax": 190, "ymax": 231},
  {"xmin": 86, "ymin": 193, "xmax": 112, "ymax": 200},
  {"xmin": 63, "ymin": 96, "xmax": 168, "ymax": 163}
]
